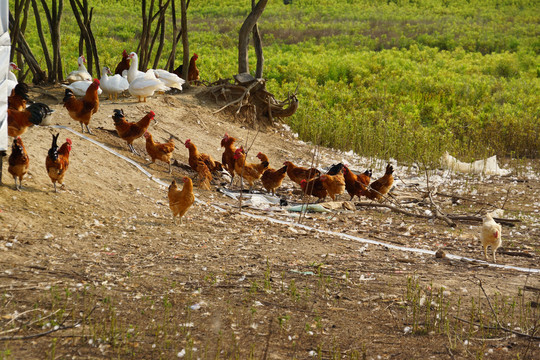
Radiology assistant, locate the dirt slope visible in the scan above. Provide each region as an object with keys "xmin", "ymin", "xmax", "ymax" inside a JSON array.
[{"xmin": 0, "ymin": 85, "xmax": 539, "ymax": 359}]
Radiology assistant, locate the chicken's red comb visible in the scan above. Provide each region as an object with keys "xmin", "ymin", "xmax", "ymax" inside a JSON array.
[
  {"xmin": 66, "ymin": 138, "xmax": 72, "ymax": 145},
  {"xmin": 93, "ymin": 78, "xmax": 100, "ymax": 85},
  {"xmin": 149, "ymin": 111, "xmax": 155, "ymax": 117},
  {"xmin": 122, "ymin": 49, "xmax": 128, "ymax": 57}
]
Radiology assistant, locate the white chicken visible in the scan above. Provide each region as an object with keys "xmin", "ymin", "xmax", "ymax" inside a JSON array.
[
  {"xmin": 7, "ymin": 62, "xmax": 20, "ymax": 96},
  {"xmin": 62, "ymin": 80, "xmax": 103, "ymax": 97},
  {"xmin": 128, "ymin": 69, "xmax": 169, "ymax": 102},
  {"xmin": 480, "ymin": 213, "xmax": 502, "ymax": 263},
  {"xmin": 100, "ymin": 66, "xmax": 129, "ymax": 100}
]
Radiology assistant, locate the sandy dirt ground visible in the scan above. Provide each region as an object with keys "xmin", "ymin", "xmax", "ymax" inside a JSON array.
[{"xmin": 0, "ymin": 85, "xmax": 539, "ymax": 359}]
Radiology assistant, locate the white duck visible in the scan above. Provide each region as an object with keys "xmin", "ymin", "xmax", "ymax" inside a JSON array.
[
  {"xmin": 128, "ymin": 69, "xmax": 169, "ymax": 102},
  {"xmin": 153, "ymin": 69, "xmax": 185, "ymax": 91},
  {"xmin": 100, "ymin": 66, "xmax": 129, "ymax": 100},
  {"xmin": 6, "ymin": 62, "xmax": 20, "ymax": 96},
  {"xmin": 62, "ymin": 79, "xmax": 103, "ymax": 97},
  {"xmin": 66, "ymin": 55, "xmax": 92, "ymax": 83},
  {"xmin": 126, "ymin": 52, "xmax": 146, "ymax": 83}
]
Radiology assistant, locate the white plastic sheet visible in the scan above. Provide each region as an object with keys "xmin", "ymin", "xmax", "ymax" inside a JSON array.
[{"xmin": 441, "ymin": 152, "xmax": 510, "ymax": 176}]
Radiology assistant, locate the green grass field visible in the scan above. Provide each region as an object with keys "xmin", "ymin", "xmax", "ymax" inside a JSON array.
[{"xmin": 15, "ymin": 0, "xmax": 540, "ymax": 164}]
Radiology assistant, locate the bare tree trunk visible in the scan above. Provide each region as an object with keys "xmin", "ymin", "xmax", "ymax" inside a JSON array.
[
  {"xmin": 38, "ymin": 0, "xmax": 63, "ymax": 83},
  {"xmin": 238, "ymin": 0, "xmax": 268, "ymax": 75},
  {"xmin": 30, "ymin": 0, "xmax": 52, "ymax": 80},
  {"xmin": 51, "ymin": 0, "xmax": 63, "ymax": 82},
  {"xmin": 152, "ymin": 10, "xmax": 166, "ymax": 69},
  {"xmin": 165, "ymin": 0, "xmax": 177, "ymax": 71},
  {"xmin": 69, "ymin": 0, "xmax": 100, "ymax": 78},
  {"xmin": 148, "ymin": 0, "xmax": 170, "ymax": 69},
  {"xmin": 137, "ymin": 0, "xmax": 171, "ymax": 71},
  {"xmin": 10, "ymin": 0, "xmax": 31, "ymax": 74},
  {"xmin": 8, "ymin": 11, "xmax": 47, "ymax": 84},
  {"xmin": 10, "ymin": 0, "xmax": 29, "ymax": 63},
  {"xmin": 165, "ymin": 0, "xmax": 190, "ymax": 71},
  {"xmin": 17, "ymin": 0, "xmax": 32, "ymax": 79},
  {"xmin": 251, "ymin": 0, "xmax": 264, "ymax": 78},
  {"xmin": 180, "ymin": 0, "xmax": 189, "ymax": 83},
  {"xmin": 137, "ymin": 0, "xmax": 155, "ymax": 70}
]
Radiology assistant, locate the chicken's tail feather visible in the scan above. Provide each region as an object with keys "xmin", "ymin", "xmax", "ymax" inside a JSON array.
[
  {"xmin": 326, "ymin": 163, "xmax": 344, "ymax": 175},
  {"xmin": 212, "ymin": 161, "xmax": 223, "ymax": 172},
  {"xmin": 277, "ymin": 164, "xmax": 288, "ymax": 174},
  {"xmin": 12, "ymin": 83, "xmax": 29, "ymax": 100},
  {"xmin": 27, "ymin": 103, "xmax": 53, "ymax": 125},
  {"xmin": 48, "ymin": 133, "xmax": 59, "ymax": 161},
  {"xmin": 62, "ymin": 89, "xmax": 75, "ymax": 103}
]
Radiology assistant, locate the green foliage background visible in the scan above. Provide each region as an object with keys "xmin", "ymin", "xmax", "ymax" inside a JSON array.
[{"xmin": 14, "ymin": 0, "xmax": 540, "ymax": 163}]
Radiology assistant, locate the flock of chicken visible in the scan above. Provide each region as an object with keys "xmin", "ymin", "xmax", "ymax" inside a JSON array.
[
  {"xmin": 4, "ymin": 52, "xmax": 503, "ymax": 261},
  {"xmin": 170, "ymin": 133, "xmax": 396, "ymax": 225},
  {"xmin": 5, "ymin": 50, "xmax": 199, "ymax": 191}
]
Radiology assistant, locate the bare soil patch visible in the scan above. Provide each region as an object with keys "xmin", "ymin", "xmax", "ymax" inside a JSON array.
[{"xmin": 1, "ymin": 85, "xmax": 539, "ymax": 359}]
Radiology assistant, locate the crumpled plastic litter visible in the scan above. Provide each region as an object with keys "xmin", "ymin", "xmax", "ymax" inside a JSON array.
[
  {"xmin": 288, "ymin": 204, "xmax": 332, "ymax": 213},
  {"xmin": 218, "ymin": 188, "xmax": 282, "ymax": 209}
]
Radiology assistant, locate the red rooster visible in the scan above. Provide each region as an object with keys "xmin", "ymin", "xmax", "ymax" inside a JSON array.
[
  {"xmin": 8, "ymin": 137, "xmax": 30, "ymax": 191},
  {"xmin": 45, "ymin": 134, "xmax": 72, "ymax": 192},
  {"xmin": 63, "ymin": 78, "xmax": 100, "ymax": 134}
]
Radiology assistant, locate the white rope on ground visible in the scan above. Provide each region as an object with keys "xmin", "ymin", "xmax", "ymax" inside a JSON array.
[{"xmin": 53, "ymin": 125, "xmax": 540, "ymax": 275}]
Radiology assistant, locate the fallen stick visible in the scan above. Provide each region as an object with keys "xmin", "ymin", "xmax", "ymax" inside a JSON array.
[
  {"xmin": 447, "ymin": 215, "xmax": 519, "ymax": 227},
  {"xmin": 355, "ymin": 202, "xmax": 519, "ymax": 227}
]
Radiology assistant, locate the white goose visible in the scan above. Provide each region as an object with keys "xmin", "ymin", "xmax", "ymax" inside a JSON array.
[
  {"xmin": 153, "ymin": 69, "xmax": 185, "ymax": 91},
  {"xmin": 66, "ymin": 55, "xmax": 92, "ymax": 83},
  {"xmin": 128, "ymin": 69, "xmax": 169, "ymax": 102},
  {"xmin": 6, "ymin": 62, "xmax": 20, "ymax": 95},
  {"xmin": 127, "ymin": 52, "xmax": 184, "ymax": 91},
  {"xmin": 126, "ymin": 52, "xmax": 146, "ymax": 83},
  {"xmin": 62, "ymin": 79, "xmax": 103, "ymax": 97},
  {"xmin": 100, "ymin": 66, "xmax": 129, "ymax": 100}
]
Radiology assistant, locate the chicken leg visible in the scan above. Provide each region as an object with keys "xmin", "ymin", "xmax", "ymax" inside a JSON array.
[
  {"xmin": 13, "ymin": 177, "xmax": 21, "ymax": 191},
  {"xmin": 128, "ymin": 144, "xmax": 139, "ymax": 155}
]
